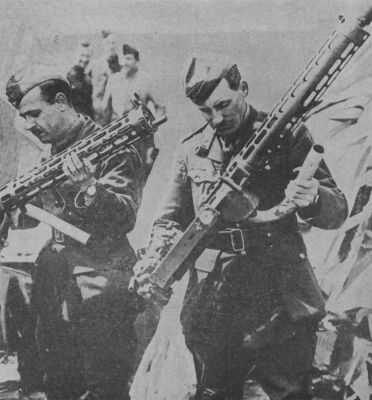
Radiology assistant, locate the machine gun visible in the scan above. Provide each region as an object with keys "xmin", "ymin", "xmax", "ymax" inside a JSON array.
[
  {"xmin": 140, "ymin": 4, "xmax": 372, "ymax": 295},
  {"xmin": 0, "ymin": 103, "xmax": 167, "ymax": 244}
]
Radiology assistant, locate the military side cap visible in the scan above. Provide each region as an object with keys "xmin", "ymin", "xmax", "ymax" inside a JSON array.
[
  {"xmin": 6, "ymin": 64, "xmax": 70, "ymax": 108},
  {"xmin": 182, "ymin": 54, "xmax": 238, "ymax": 105},
  {"xmin": 101, "ymin": 30, "xmax": 112, "ymax": 39}
]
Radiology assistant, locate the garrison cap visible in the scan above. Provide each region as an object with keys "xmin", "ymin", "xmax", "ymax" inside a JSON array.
[
  {"xmin": 101, "ymin": 30, "xmax": 112, "ymax": 39},
  {"xmin": 123, "ymin": 44, "xmax": 139, "ymax": 61},
  {"xmin": 79, "ymin": 40, "xmax": 91, "ymax": 48},
  {"xmin": 6, "ymin": 64, "xmax": 70, "ymax": 108},
  {"xmin": 182, "ymin": 54, "xmax": 238, "ymax": 105}
]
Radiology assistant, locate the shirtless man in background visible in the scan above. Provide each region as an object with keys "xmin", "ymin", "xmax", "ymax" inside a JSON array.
[{"xmin": 101, "ymin": 43, "xmax": 166, "ymax": 124}]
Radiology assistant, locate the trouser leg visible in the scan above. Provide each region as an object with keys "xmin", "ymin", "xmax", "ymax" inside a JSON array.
[
  {"xmin": 34, "ymin": 248, "xmax": 86, "ymax": 400},
  {"xmin": 256, "ymin": 320, "xmax": 318, "ymax": 400},
  {"xmin": 17, "ymin": 286, "xmax": 44, "ymax": 395},
  {"xmin": 75, "ymin": 270, "xmax": 141, "ymax": 400}
]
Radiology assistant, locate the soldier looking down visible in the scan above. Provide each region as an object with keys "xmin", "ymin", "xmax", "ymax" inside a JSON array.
[
  {"xmin": 5, "ymin": 64, "xmax": 150, "ymax": 400},
  {"xmin": 135, "ymin": 54, "xmax": 348, "ymax": 400}
]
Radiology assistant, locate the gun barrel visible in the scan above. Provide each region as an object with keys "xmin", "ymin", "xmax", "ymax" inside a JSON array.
[
  {"xmin": 297, "ymin": 144, "xmax": 324, "ymax": 181},
  {"xmin": 357, "ymin": 4, "xmax": 372, "ymax": 26},
  {"xmin": 153, "ymin": 115, "xmax": 168, "ymax": 128}
]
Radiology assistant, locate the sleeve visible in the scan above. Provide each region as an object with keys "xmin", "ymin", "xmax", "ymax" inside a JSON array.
[
  {"xmin": 74, "ymin": 147, "xmax": 145, "ymax": 239},
  {"xmin": 143, "ymin": 75, "xmax": 166, "ymax": 119},
  {"xmin": 138, "ymin": 141, "xmax": 194, "ymax": 261},
  {"xmin": 99, "ymin": 75, "xmax": 113, "ymax": 126},
  {"xmin": 154, "ymin": 141, "xmax": 194, "ymax": 229},
  {"xmin": 290, "ymin": 124, "xmax": 348, "ymax": 229},
  {"xmin": 91, "ymin": 63, "xmax": 108, "ymax": 101}
]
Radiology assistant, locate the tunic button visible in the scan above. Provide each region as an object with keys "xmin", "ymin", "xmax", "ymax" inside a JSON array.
[
  {"xmin": 267, "ymin": 232, "xmax": 272, "ymax": 237},
  {"xmin": 299, "ymin": 252, "xmax": 306, "ymax": 259}
]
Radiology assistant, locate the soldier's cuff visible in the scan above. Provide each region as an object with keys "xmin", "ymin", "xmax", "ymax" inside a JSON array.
[{"xmin": 74, "ymin": 182, "xmax": 101, "ymax": 209}]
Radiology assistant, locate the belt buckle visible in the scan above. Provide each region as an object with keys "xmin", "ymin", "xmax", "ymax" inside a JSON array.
[
  {"xmin": 53, "ymin": 229, "xmax": 64, "ymax": 244},
  {"xmin": 230, "ymin": 228, "xmax": 245, "ymax": 252}
]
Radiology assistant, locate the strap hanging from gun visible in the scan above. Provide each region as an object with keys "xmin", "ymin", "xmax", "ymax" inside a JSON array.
[{"xmin": 146, "ymin": 4, "xmax": 372, "ymax": 292}]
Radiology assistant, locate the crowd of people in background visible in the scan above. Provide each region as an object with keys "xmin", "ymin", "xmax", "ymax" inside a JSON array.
[{"xmin": 66, "ymin": 30, "xmax": 166, "ymax": 127}]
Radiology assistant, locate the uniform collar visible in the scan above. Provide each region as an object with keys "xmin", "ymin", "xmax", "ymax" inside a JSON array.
[
  {"xmin": 207, "ymin": 105, "xmax": 258, "ymax": 164},
  {"xmin": 52, "ymin": 114, "xmax": 97, "ymax": 154}
]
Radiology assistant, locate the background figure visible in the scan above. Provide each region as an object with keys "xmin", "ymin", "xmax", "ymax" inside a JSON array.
[
  {"xmin": 102, "ymin": 43, "xmax": 166, "ymax": 177},
  {"xmin": 101, "ymin": 43, "xmax": 166, "ymax": 125},
  {"xmin": 88, "ymin": 31, "xmax": 121, "ymax": 126},
  {"xmin": 66, "ymin": 41, "xmax": 94, "ymax": 119}
]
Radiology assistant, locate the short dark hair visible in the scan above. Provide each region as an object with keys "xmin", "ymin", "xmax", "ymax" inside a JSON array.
[
  {"xmin": 39, "ymin": 79, "xmax": 73, "ymax": 105},
  {"xmin": 123, "ymin": 44, "xmax": 139, "ymax": 61}
]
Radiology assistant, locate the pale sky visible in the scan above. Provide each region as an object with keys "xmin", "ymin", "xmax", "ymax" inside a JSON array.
[{"xmin": 1, "ymin": 0, "xmax": 368, "ymax": 36}]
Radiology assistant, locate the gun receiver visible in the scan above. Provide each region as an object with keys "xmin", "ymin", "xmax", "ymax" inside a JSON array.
[
  {"xmin": 0, "ymin": 104, "xmax": 166, "ymax": 247},
  {"xmin": 147, "ymin": 5, "xmax": 372, "ymax": 291},
  {"xmin": 0, "ymin": 104, "xmax": 166, "ymax": 213}
]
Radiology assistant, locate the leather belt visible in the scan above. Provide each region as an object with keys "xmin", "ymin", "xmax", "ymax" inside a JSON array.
[
  {"xmin": 208, "ymin": 225, "xmax": 295, "ymax": 253},
  {"xmin": 52, "ymin": 228, "xmax": 65, "ymax": 244}
]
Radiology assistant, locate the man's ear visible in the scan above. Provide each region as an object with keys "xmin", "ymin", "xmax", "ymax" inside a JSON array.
[
  {"xmin": 239, "ymin": 81, "xmax": 249, "ymax": 97},
  {"xmin": 54, "ymin": 92, "xmax": 68, "ymax": 111}
]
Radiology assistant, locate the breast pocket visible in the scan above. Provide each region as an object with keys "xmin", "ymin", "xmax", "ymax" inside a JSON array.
[{"xmin": 188, "ymin": 168, "xmax": 219, "ymax": 209}]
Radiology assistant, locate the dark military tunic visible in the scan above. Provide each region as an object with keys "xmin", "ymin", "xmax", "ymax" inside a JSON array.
[
  {"xmin": 151, "ymin": 106, "xmax": 348, "ymax": 399},
  {"xmin": 23, "ymin": 114, "xmax": 147, "ymax": 400}
]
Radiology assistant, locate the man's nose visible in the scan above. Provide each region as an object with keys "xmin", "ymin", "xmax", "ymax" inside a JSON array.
[
  {"xmin": 24, "ymin": 117, "xmax": 35, "ymax": 131},
  {"xmin": 211, "ymin": 110, "xmax": 223, "ymax": 126}
]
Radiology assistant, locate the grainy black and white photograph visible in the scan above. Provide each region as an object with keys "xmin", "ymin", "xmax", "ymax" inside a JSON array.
[{"xmin": 0, "ymin": 1, "xmax": 372, "ymax": 399}]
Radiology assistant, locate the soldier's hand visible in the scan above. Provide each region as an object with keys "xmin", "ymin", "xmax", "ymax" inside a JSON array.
[
  {"xmin": 132, "ymin": 259, "xmax": 155, "ymax": 299},
  {"xmin": 135, "ymin": 272, "xmax": 153, "ymax": 299},
  {"xmin": 62, "ymin": 153, "xmax": 96, "ymax": 191},
  {"xmin": 133, "ymin": 257, "xmax": 152, "ymax": 277},
  {"xmin": 132, "ymin": 260, "xmax": 171, "ymax": 304},
  {"xmin": 285, "ymin": 175, "xmax": 319, "ymax": 208}
]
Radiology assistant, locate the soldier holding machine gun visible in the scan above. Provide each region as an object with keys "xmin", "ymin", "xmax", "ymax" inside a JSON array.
[
  {"xmin": 3, "ymin": 64, "xmax": 155, "ymax": 400},
  {"xmin": 134, "ymin": 54, "xmax": 348, "ymax": 400}
]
